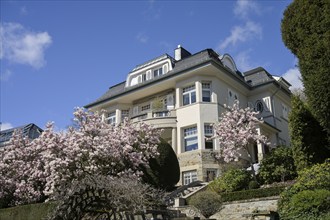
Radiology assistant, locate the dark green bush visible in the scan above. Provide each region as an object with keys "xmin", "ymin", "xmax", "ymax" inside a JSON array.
[
  {"xmin": 188, "ymin": 191, "xmax": 222, "ymax": 218},
  {"xmin": 285, "ymin": 189, "xmax": 330, "ymax": 219},
  {"xmin": 278, "ymin": 160, "xmax": 330, "ymax": 219},
  {"xmin": 208, "ymin": 168, "xmax": 251, "ymax": 193},
  {"xmin": 221, "ymin": 186, "xmax": 285, "ymax": 202},
  {"xmin": 248, "ymin": 180, "xmax": 259, "ymax": 190},
  {"xmin": 141, "ymin": 139, "xmax": 180, "ymax": 190},
  {"xmin": 258, "ymin": 146, "xmax": 297, "ymax": 184}
]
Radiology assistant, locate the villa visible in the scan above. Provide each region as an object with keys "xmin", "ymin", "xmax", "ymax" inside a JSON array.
[{"xmin": 85, "ymin": 46, "xmax": 291, "ymax": 185}]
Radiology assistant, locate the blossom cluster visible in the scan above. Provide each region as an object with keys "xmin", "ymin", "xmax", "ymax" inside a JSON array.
[
  {"xmin": 0, "ymin": 108, "xmax": 161, "ymax": 206},
  {"xmin": 213, "ymin": 101, "xmax": 268, "ymax": 163}
]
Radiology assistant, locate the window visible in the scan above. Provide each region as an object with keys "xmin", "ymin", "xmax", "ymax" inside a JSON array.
[
  {"xmin": 204, "ymin": 124, "xmax": 213, "ymax": 150},
  {"xmin": 106, "ymin": 112, "xmax": 116, "ymax": 125},
  {"xmin": 184, "ymin": 126, "xmax": 198, "ymax": 151},
  {"xmin": 206, "ymin": 169, "xmax": 217, "ymax": 182},
  {"xmin": 202, "ymin": 82, "xmax": 211, "ymax": 102},
  {"xmin": 282, "ymin": 103, "xmax": 289, "ymax": 119},
  {"xmin": 142, "ymin": 73, "xmax": 147, "ymax": 82},
  {"xmin": 183, "ymin": 85, "xmax": 196, "ymax": 106},
  {"xmin": 121, "ymin": 110, "xmax": 129, "ymax": 120},
  {"xmin": 255, "ymin": 100, "xmax": 264, "ymax": 113},
  {"xmin": 153, "ymin": 67, "xmax": 163, "ymax": 78},
  {"xmin": 183, "ymin": 170, "xmax": 197, "ymax": 185},
  {"xmin": 141, "ymin": 104, "xmax": 150, "ymax": 112}
]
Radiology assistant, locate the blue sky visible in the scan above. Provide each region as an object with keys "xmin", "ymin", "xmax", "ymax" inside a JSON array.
[{"xmin": 0, "ymin": 0, "xmax": 301, "ymax": 131}]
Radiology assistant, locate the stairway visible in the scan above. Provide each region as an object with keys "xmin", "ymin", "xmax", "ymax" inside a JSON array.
[{"xmin": 165, "ymin": 181, "xmax": 209, "ymax": 207}]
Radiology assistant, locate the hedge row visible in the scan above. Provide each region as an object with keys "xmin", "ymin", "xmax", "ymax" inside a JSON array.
[
  {"xmin": 221, "ymin": 186, "xmax": 286, "ymax": 202},
  {"xmin": 0, "ymin": 202, "xmax": 57, "ymax": 220}
]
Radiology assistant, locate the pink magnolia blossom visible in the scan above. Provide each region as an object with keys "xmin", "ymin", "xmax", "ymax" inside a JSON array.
[
  {"xmin": 0, "ymin": 108, "xmax": 161, "ymax": 206},
  {"xmin": 213, "ymin": 101, "xmax": 268, "ymax": 164}
]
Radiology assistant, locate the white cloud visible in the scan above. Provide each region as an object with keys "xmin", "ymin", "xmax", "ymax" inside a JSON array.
[
  {"xmin": 0, "ymin": 69, "xmax": 12, "ymax": 81},
  {"xmin": 282, "ymin": 67, "xmax": 303, "ymax": 90},
  {"xmin": 235, "ymin": 50, "xmax": 254, "ymax": 72},
  {"xmin": 136, "ymin": 32, "xmax": 149, "ymax": 44},
  {"xmin": 234, "ymin": 0, "xmax": 260, "ymax": 19},
  {"xmin": 0, "ymin": 122, "xmax": 13, "ymax": 131},
  {"xmin": 218, "ymin": 21, "xmax": 262, "ymax": 51},
  {"xmin": 0, "ymin": 22, "xmax": 52, "ymax": 69}
]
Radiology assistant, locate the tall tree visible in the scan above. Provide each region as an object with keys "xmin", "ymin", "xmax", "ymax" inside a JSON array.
[
  {"xmin": 281, "ymin": 0, "xmax": 330, "ymax": 141},
  {"xmin": 289, "ymin": 95, "xmax": 330, "ymax": 171},
  {"xmin": 213, "ymin": 101, "xmax": 268, "ymax": 179}
]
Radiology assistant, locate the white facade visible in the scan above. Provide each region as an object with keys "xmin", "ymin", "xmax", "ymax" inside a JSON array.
[{"xmin": 85, "ymin": 46, "xmax": 292, "ymax": 185}]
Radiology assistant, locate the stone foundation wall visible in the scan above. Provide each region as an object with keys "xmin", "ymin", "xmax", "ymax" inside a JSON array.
[{"xmin": 174, "ymin": 196, "xmax": 279, "ymax": 220}]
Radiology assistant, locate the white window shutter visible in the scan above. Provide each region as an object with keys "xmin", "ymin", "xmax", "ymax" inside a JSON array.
[
  {"xmin": 133, "ymin": 106, "xmax": 139, "ymax": 116},
  {"xmin": 163, "ymin": 63, "xmax": 168, "ymax": 74},
  {"xmin": 262, "ymin": 97, "xmax": 270, "ymax": 112},
  {"xmin": 146, "ymin": 70, "xmax": 151, "ymax": 80}
]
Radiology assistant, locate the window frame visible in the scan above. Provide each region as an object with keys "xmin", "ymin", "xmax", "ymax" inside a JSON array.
[
  {"xmin": 141, "ymin": 104, "xmax": 150, "ymax": 112},
  {"xmin": 153, "ymin": 67, "xmax": 163, "ymax": 78},
  {"xmin": 202, "ymin": 82, "xmax": 211, "ymax": 102},
  {"xmin": 106, "ymin": 111, "xmax": 116, "ymax": 125},
  {"xmin": 182, "ymin": 85, "xmax": 196, "ymax": 106},
  {"xmin": 121, "ymin": 110, "xmax": 129, "ymax": 121},
  {"xmin": 183, "ymin": 170, "xmax": 198, "ymax": 185},
  {"xmin": 204, "ymin": 124, "xmax": 214, "ymax": 150},
  {"xmin": 184, "ymin": 126, "xmax": 198, "ymax": 152}
]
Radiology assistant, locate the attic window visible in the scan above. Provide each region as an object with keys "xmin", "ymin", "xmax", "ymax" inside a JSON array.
[{"xmin": 153, "ymin": 67, "xmax": 163, "ymax": 78}]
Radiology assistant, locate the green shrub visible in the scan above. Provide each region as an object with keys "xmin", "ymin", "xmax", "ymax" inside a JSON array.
[
  {"xmin": 208, "ymin": 168, "xmax": 251, "ymax": 193},
  {"xmin": 248, "ymin": 180, "xmax": 259, "ymax": 189},
  {"xmin": 278, "ymin": 160, "xmax": 330, "ymax": 219},
  {"xmin": 258, "ymin": 146, "xmax": 297, "ymax": 184},
  {"xmin": 282, "ymin": 189, "xmax": 330, "ymax": 220},
  {"xmin": 221, "ymin": 186, "xmax": 285, "ymax": 202},
  {"xmin": 188, "ymin": 191, "xmax": 222, "ymax": 218}
]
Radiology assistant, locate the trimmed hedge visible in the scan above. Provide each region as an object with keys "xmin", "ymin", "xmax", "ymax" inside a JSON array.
[
  {"xmin": 0, "ymin": 202, "xmax": 57, "ymax": 220},
  {"xmin": 221, "ymin": 186, "xmax": 286, "ymax": 202}
]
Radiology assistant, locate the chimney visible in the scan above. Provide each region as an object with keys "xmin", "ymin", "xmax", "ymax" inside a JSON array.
[{"xmin": 174, "ymin": 45, "xmax": 191, "ymax": 61}]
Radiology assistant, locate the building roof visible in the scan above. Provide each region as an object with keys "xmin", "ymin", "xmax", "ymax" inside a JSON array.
[
  {"xmin": 0, "ymin": 123, "xmax": 43, "ymax": 145},
  {"xmin": 85, "ymin": 48, "xmax": 291, "ymax": 108}
]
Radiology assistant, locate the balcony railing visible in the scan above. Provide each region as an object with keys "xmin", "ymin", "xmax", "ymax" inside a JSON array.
[{"xmin": 130, "ymin": 110, "xmax": 176, "ymax": 123}]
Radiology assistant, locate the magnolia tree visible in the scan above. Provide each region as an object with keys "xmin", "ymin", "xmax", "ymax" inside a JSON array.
[
  {"xmin": 212, "ymin": 101, "xmax": 268, "ymax": 178},
  {"xmin": 0, "ymin": 108, "xmax": 161, "ymax": 207}
]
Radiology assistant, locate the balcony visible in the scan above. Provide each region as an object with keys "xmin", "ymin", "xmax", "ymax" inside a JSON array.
[{"xmin": 131, "ymin": 110, "xmax": 177, "ymax": 128}]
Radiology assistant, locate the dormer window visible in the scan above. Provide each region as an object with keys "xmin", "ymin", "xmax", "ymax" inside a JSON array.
[
  {"xmin": 142, "ymin": 73, "xmax": 147, "ymax": 82},
  {"xmin": 153, "ymin": 67, "xmax": 163, "ymax": 78}
]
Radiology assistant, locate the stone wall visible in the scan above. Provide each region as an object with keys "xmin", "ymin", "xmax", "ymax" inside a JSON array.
[{"xmin": 174, "ymin": 196, "xmax": 279, "ymax": 220}]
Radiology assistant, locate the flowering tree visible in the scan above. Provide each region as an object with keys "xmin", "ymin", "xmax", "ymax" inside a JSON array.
[
  {"xmin": 0, "ymin": 108, "xmax": 161, "ymax": 207},
  {"xmin": 213, "ymin": 101, "xmax": 268, "ymax": 178}
]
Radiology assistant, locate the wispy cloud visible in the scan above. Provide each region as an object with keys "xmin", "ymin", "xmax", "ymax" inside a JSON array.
[
  {"xmin": 0, "ymin": 69, "xmax": 12, "ymax": 81},
  {"xmin": 0, "ymin": 122, "xmax": 13, "ymax": 131},
  {"xmin": 0, "ymin": 22, "xmax": 52, "ymax": 69},
  {"xmin": 136, "ymin": 32, "xmax": 149, "ymax": 44},
  {"xmin": 234, "ymin": 0, "xmax": 260, "ymax": 20},
  {"xmin": 282, "ymin": 67, "xmax": 303, "ymax": 90},
  {"xmin": 218, "ymin": 21, "xmax": 262, "ymax": 51},
  {"xmin": 20, "ymin": 6, "xmax": 28, "ymax": 16},
  {"xmin": 234, "ymin": 50, "xmax": 254, "ymax": 72}
]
